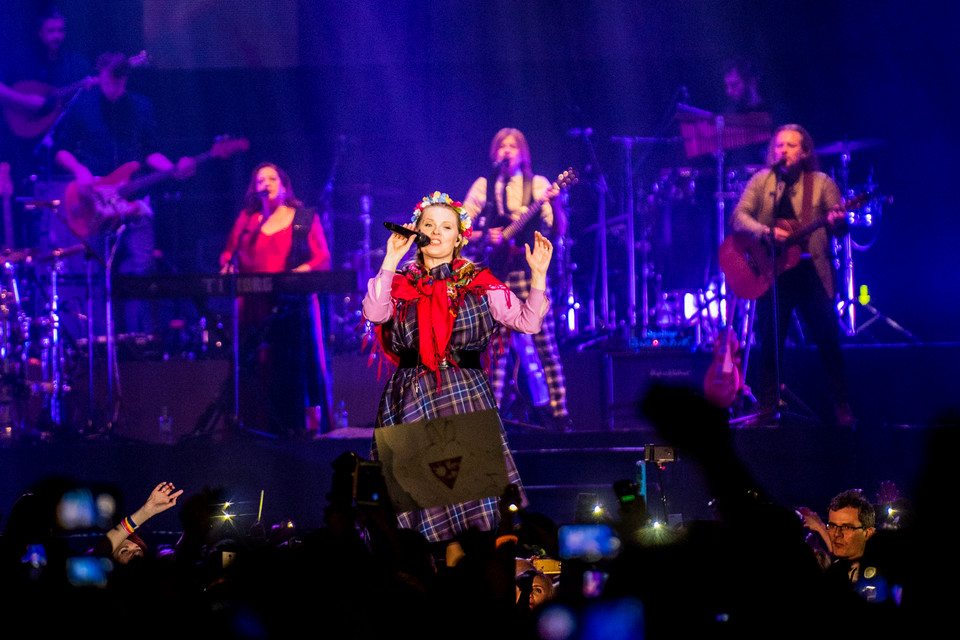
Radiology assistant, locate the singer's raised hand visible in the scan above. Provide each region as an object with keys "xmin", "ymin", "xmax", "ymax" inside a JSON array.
[
  {"xmin": 382, "ymin": 222, "xmax": 417, "ymax": 272},
  {"xmin": 524, "ymin": 231, "xmax": 553, "ymax": 290}
]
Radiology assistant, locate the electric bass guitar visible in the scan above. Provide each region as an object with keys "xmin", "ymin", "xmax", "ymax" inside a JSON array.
[
  {"xmin": 470, "ymin": 168, "xmax": 577, "ymax": 277},
  {"xmin": 3, "ymin": 51, "xmax": 149, "ymax": 140},
  {"xmin": 63, "ymin": 136, "xmax": 249, "ymax": 238},
  {"xmin": 719, "ymin": 192, "xmax": 874, "ymax": 300}
]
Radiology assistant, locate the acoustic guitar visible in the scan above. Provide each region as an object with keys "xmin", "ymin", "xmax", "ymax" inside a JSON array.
[
  {"xmin": 3, "ymin": 51, "xmax": 148, "ymax": 140},
  {"xmin": 63, "ymin": 136, "xmax": 249, "ymax": 238},
  {"xmin": 719, "ymin": 192, "xmax": 873, "ymax": 300}
]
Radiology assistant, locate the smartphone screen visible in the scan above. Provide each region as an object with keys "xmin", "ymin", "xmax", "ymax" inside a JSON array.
[
  {"xmin": 558, "ymin": 524, "xmax": 621, "ymax": 560},
  {"xmin": 66, "ymin": 557, "xmax": 110, "ymax": 588},
  {"xmin": 582, "ymin": 570, "xmax": 609, "ymax": 597},
  {"xmin": 355, "ymin": 461, "xmax": 384, "ymax": 507}
]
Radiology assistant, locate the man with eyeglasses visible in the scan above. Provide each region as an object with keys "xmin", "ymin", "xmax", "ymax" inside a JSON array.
[{"xmin": 801, "ymin": 489, "xmax": 876, "ymax": 584}]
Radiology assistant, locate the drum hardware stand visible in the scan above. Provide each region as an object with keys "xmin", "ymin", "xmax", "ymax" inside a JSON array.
[
  {"xmin": 830, "ymin": 155, "xmax": 917, "ymax": 342},
  {"xmin": 554, "ymin": 231, "xmax": 580, "ymax": 338},
  {"xmin": 611, "ymin": 137, "xmax": 639, "ymax": 334},
  {"xmin": 1, "ymin": 261, "xmax": 24, "ymax": 440},
  {"xmin": 574, "ymin": 129, "xmax": 610, "ymax": 333},
  {"xmin": 359, "ymin": 192, "xmax": 373, "ymax": 284},
  {"xmin": 612, "ymin": 134, "xmax": 685, "ymax": 339},
  {"xmin": 85, "ymin": 246, "xmax": 96, "ymax": 433},
  {"xmin": 45, "ymin": 204, "xmax": 107, "ymax": 437},
  {"xmin": 709, "ymin": 116, "xmax": 737, "ymax": 330},
  {"xmin": 32, "ymin": 250, "xmax": 72, "ymax": 429}
]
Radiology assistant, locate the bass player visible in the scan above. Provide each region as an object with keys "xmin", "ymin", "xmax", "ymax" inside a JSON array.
[{"xmin": 730, "ymin": 124, "xmax": 855, "ymax": 427}]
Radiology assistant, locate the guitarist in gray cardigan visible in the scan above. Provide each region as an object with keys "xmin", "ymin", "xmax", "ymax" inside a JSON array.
[
  {"xmin": 731, "ymin": 124, "xmax": 854, "ymax": 427},
  {"xmin": 463, "ymin": 128, "xmax": 573, "ymax": 432}
]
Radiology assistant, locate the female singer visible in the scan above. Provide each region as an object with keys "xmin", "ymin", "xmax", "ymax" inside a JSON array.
[
  {"xmin": 362, "ymin": 191, "xmax": 553, "ymax": 542},
  {"xmin": 220, "ymin": 162, "xmax": 332, "ymax": 436}
]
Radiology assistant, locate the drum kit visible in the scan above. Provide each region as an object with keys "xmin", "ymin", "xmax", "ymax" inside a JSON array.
[
  {"xmin": 0, "ymin": 164, "xmax": 129, "ymax": 441},
  {"xmin": 0, "ymin": 242, "xmax": 88, "ymax": 440},
  {"xmin": 618, "ymin": 104, "xmax": 891, "ymax": 347}
]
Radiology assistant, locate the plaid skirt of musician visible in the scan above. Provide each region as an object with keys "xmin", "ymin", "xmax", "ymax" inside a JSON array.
[{"xmin": 371, "ymin": 291, "xmax": 524, "ymax": 543}]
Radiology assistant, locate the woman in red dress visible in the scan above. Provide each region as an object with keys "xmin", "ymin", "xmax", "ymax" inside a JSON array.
[{"xmin": 220, "ymin": 163, "xmax": 332, "ymax": 436}]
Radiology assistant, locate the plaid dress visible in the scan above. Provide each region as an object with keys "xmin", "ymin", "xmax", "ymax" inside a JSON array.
[{"xmin": 369, "ymin": 264, "xmax": 526, "ymax": 543}]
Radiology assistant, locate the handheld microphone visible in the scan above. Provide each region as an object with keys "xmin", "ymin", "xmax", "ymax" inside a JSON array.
[
  {"xmin": 383, "ymin": 221, "xmax": 431, "ymax": 247},
  {"xmin": 256, "ymin": 189, "xmax": 270, "ymax": 198},
  {"xmin": 770, "ymin": 158, "xmax": 787, "ymax": 175}
]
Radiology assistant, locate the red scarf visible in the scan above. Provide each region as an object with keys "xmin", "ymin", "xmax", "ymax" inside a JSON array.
[{"xmin": 375, "ymin": 260, "xmax": 508, "ymax": 374}]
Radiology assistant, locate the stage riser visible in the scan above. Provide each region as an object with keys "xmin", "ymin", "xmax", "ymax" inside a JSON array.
[
  {"xmin": 34, "ymin": 343, "xmax": 960, "ymax": 441},
  {"xmin": 45, "ymin": 342, "xmax": 960, "ymax": 441}
]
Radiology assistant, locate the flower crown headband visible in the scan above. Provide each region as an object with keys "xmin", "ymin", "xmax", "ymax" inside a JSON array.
[{"xmin": 411, "ymin": 191, "xmax": 473, "ymax": 238}]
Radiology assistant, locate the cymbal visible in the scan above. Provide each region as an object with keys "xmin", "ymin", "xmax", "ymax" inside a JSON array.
[
  {"xmin": 1, "ymin": 245, "xmax": 87, "ymax": 264},
  {"xmin": 34, "ymin": 244, "xmax": 86, "ymax": 262},
  {"xmin": 815, "ymin": 138, "xmax": 885, "ymax": 155},
  {"xmin": 1, "ymin": 248, "xmax": 33, "ymax": 263}
]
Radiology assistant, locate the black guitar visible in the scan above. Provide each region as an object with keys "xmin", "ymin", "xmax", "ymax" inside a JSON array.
[{"xmin": 469, "ymin": 168, "xmax": 577, "ymax": 277}]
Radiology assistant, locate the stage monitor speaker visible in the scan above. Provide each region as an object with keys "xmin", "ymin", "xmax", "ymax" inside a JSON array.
[
  {"xmin": 110, "ymin": 360, "xmax": 230, "ymax": 442},
  {"xmin": 604, "ymin": 349, "xmax": 713, "ymax": 430}
]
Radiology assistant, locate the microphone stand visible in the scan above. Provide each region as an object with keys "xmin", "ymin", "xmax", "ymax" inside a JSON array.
[
  {"xmin": 226, "ymin": 200, "xmax": 267, "ymax": 432},
  {"xmin": 103, "ymin": 223, "xmax": 127, "ymax": 436},
  {"xmin": 756, "ymin": 171, "xmax": 816, "ymax": 426},
  {"xmin": 610, "ymin": 136, "xmax": 638, "ymax": 334},
  {"xmin": 34, "ymin": 86, "xmax": 88, "ymax": 249}
]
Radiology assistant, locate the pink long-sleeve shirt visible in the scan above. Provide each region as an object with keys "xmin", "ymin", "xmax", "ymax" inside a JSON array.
[{"xmin": 362, "ymin": 268, "xmax": 549, "ymax": 333}]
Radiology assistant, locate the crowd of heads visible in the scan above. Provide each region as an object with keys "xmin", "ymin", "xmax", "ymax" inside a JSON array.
[{"xmin": 0, "ymin": 387, "xmax": 953, "ymax": 637}]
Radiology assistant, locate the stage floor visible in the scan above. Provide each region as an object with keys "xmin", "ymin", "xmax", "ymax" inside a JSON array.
[{"xmin": 1, "ymin": 342, "xmax": 954, "ymax": 533}]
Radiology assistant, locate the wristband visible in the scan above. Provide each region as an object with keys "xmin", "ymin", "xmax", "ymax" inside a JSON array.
[{"xmin": 121, "ymin": 516, "xmax": 138, "ymax": 534}]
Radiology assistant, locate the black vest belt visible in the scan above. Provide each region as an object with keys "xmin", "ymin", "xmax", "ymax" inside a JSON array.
[{"xmin": 396, "ymin": 349, "xmax": 483, "ymax": 370}]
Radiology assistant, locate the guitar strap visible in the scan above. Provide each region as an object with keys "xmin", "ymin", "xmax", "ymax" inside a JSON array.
[
  {"xmin": 799, "ymin": 171, "xmax": 814, "ymax": 252},
  {"xmin": 800, "ymin": 171, "xmax": 814, "ymax": 223}
]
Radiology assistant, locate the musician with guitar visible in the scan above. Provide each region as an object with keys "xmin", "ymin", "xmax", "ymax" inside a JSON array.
[
  {"xmin": 729, "ymin": 124, "xmax": 854, "ymax": 427},
  {"xmin": 0, "ymin": 6, "xmax": 93, "ymax": 243},
  {"xmin": 0, "ymin": 7, "xmax": 92, "ymax": 133},
  {"xmin": 53, "ymin": 52, "xmax": 196, "ymax": 334},
  {"xmin": 463, "ymin": 128, "xmax": 573, "ymax": 432}
]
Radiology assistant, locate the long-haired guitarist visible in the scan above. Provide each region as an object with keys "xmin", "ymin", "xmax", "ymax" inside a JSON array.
[
  {"xmin": 462, "ymin": 128, "xmax": 573, "ymax": 432},
  {"xmin": 730, "ymin": 124, "xmax": 854, "ymax": 426},
  {"xmin": 0, "ymin": 6, "xmax": 94, "ymax": 245},
  {"xmin": 54, "ymin": 52, "xmax": 196, "ymax": 334},
  {"xmin": 0, "ymin": 6, "xmax": 92, "ymax": 125}
]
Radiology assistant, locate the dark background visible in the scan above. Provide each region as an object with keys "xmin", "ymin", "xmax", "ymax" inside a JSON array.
[{"xmin": 3, "ymin": 0, "xmax": 957, "ymax": 342}]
